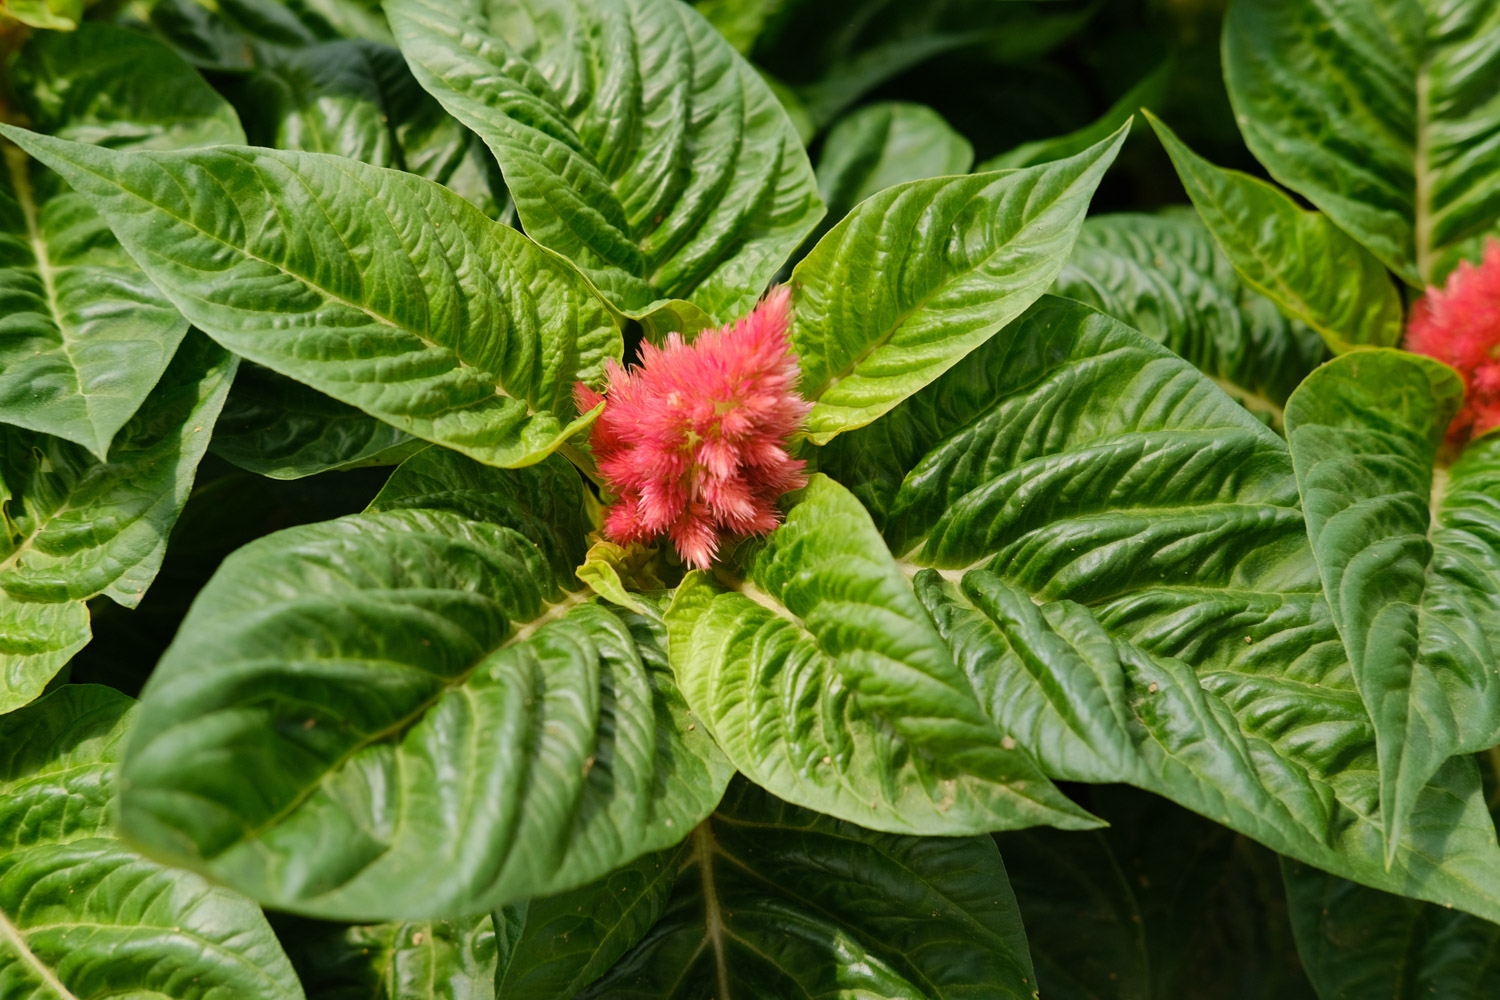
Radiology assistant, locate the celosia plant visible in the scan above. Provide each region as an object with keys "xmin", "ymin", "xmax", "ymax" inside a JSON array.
[
  {"xmin": 1404, "ymin": 240, "xmax": 1500, "ymax": 441},
  {"xmin": 575, "ymin": 286, "xmax": 811, "ymax": 569}
]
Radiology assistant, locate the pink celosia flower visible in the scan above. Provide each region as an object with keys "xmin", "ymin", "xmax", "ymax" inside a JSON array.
[
  {"xmin": 1405, "ymin": 240, "xmax": 1500, "ymax": 442},
  {"xmin": 575, "ymin": 286, "xmax": 811, "ymax": 569}
]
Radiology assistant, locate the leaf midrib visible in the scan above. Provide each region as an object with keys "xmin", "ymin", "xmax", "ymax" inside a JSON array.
[{"xmin": 0, "ymin": 904, "xmax": 81, "ymax": 1000}]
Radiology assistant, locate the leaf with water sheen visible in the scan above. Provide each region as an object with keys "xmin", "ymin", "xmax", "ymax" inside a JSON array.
[
  {"xmin": 667, "ymin": 473, "xmax": 1099, "ymax": 835},
  {"xmin": 816, "ymin": 296, "xmax": 1500, "ymax": 920},
  {"xmin": 0, "ymin": 685, "xmax": 303, "ymax": 1000},
  {"xmin": 118, "ymin": 449, "xmax": 732, "ymax": 919},
  {"xmin": 791, "ymin": 124, "xmax": 1128, "ymax": 443},
  {"xmin": 1285, "ymin": 349, "xmax": 1500, "ymax": 864},
  {"xmin": 1223, "ymin": 0, "xmax": 1500, "ymax": 285},
  {"xmin": 578, "ymin": 780, "xmax": 1040, "ymax": 999},
  {"xmin": 0, "ymin": 334, "xmax": 235, "ymax": 714},
  {"xmin": 388, "ymin": 0, "xmax": 822, "ymax": 322},
  {"xmin": 1053, "ymin": 209, "xmax": 1325, "ymax": 412},
  {"xmin": 1148, "ymin": 112, "xmax": 1404, "ymax": 355},
  {"xmin": 0, "ymin": 23, "xmax": 243, "ymax": 458},
  {"xmin": 278, "ymin": 912, "xmax": 499, "ymax": 999},
  {"xmin": 0, "ymin": 129, "xmax": 621, "ymax": 470}
]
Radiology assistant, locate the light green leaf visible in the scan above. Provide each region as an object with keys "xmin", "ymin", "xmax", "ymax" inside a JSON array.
[
  {"xmin": 816, "ymin": 296, "xmax": 1500, "ymax": 920},
  {"xmin": 1053, "ymin": 209, "xmax": 1325, "ymax": 412},
  {"xmin": 0, "ymin": 22, "xmax": 243, "ymax": 458},
  {"xmin": 1283, "ymin": 858, "xmax": 1500, "ymax": 999},
  {"xmin": 579, "ymin": 780, "xmax": 1040, "ymax": 999},
  {"xmin": 1147, "ymin": 111, "xmax": 1404, "ymax": 355},
  {"xmin": 816, "ymin": 102, "xmax": 974, "ymax": 224},
  {"xmin": 1223, "ymin": 0, "xmax": 1500, "ymax": 285},
  {"xmin": 790, "ymin": 124, "xmax": 1127, "ymax": 443},
  {"xmin": 278, "ymin": 913, "xmax": 498, "ymax": 999},
  {"xmin": 211, "ymin": 362, "xmax": 416, "ymax": 480},
  {"xmin": 693, "ymin": 0, "xmax": 791, "ymax": 52},
  {"xmin": 667, "ymin": 473, "xmax": 1099, "ymax": 836},
  {"xmin": 980, "ymin": 59, "xmax": 1170, "ymax": 172},
  {"xmin": 242, "ymin": 38, "xmax": 508, "ymax": 219},
  {"xmin": 0, "ymin": 0, "xmax": 81, "ymax": 30},
  {"xmin": 500, "ymin": 845, "xmax": 684, "ymax": 999},
  {"xmin": 0, "ymin": 129, "xmax": 622, "ymax": 470},
  {"xmin": 0, "ymin": 685, "xmax": 304, "ymax": 1000},
  {"xmin": 0, "ymin": 333, "xmax": 236, "ymax": 714},
  {"xmin": 1285, "ymin": 350, "xmax": 1500, "ymax": 865},
  {"xmin": 387, "ymin": 0, "xmax": 823, "ymax": 322},
  {"xmin": 119, "ymin": 450, "xmax": 732, "ymax": 919}
]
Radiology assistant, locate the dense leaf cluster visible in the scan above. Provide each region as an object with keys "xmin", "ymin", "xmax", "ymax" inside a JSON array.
[{"xmin": 1, "ymin": 0, "xmax": 1499, "ymax": 997}]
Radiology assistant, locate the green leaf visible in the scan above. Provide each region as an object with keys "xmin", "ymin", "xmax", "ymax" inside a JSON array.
[
  {"xmin": 0, "ymin": 129, "xmax": 622, "ymax": 470},
  {"xmin": 278, "ymin": 913, "xmax": 499, "ymax": 999},
  {"xmin": 1283, "ymin": 859, "xmax": 1500, "ymax": 999},
  {"xmin": 578, "ymin": 780, "xmax": 1041, "ymax": 999},
  {"xmin": 1285, "ymin": 350, "xmax": 1500, "ymax": 865},
  {"xmin": 1146, "ymin": 111, "xmax": 1404, "ymax": 355},
  {"xmin": 816, "ymin": 101, "xmax": 974, "ymax": 225},
  {"xmin": 0, "ymin": 685, "xmax": 303, "ymax": 999},
  {"xmin": 241, "ymin": 39, "xmax": 508, "ymax": 219},
  {"xmin": 1053, "ymin": 209, "xmax": 1325, "ymax": 412},
  {"xmin": 0, "ymin": 22, "xmax": 243, "ymax": 458},
  {"xmin": 1223, "ymin": 0, "xmax": 1500, "ymax": 285},
  {"xmin": 500, "ymin": 845, "xmax": 684, "ymax": 999},
  {"xmin": 0, "ymin": 333, "xmax": 236, "ymax": 714},
  {"xmin": 790, "ymin": 124, "xmax": 1127, "ymax": 443},
  {"xmin": 386, "ymin": 0, "xmax": 823, "ymax": 322},
  {"xmin": 119, "ymin": 450, "xmax": 732, "ymax": 919},
  {"xmin": 666, "ymin": 473, "xmax": 1099, "ymax": 835},
  {"xmin": 0, "ymin": 0, "xmax": 82, "ymax": 30},
  {"xmin": 693, "ymin": 0, "xmax": 791, "ymax": 52},
  {"xmin": 211, "ymin": 362, "xmax": 417, "ymax": 480},
  {"xmin": 980, "ymin": 59, "xmax": 1171, "ymax": 172},
  {"xmin": 816, "ymin": 296, "xmax": 1500, "ymax": 920}
]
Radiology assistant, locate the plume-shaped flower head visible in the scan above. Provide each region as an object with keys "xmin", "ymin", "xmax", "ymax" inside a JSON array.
[
  {"xmin": 1405, "ymin": 240, "xmax": 1500, "ymax": 441},
  {"xmin": 575, "ymin": 286, "xmax": 811, "ymax": 569}
]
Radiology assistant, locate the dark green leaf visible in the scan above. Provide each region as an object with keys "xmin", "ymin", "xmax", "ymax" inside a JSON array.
[
  {"xmin": 1147, "ymin": 112, "xmax": 1404, "ymax": 355},
  {"xmin": 817, "ymin": 296, "xmax": 1500, "ymax": 919},
  {"xmin": 0, "ymin": 334, "xmax": 236, "ymax": 713},
  {"xmin": 0, "ymin": 130, "xmax": 621, "ymax": 470},
  {"xmin": 387, "ymin": 0, "xmax": 823, "ymax": 322},
  {"xmin": 0, "ymin": 23, "xmax": 243, "ymax": 458},
  {"xmin": 579, "ymin": 780, "xmax": 1040, "ymax": 999},
  {"xmin": 667, "ymin": 473, "xmax": 1099, "ymax": 835},
  {"xmin": 279, "ymin": 913, "xmax": 498, "ymax": 999},
  {"xmin": 0, "ymin": 685, "xmax": 303, "ymax": 999},
  {"xmin": 791, "ymin": 124, "xmax": 1127, "ymax": 443},
  {"xmin": 119, "ymin": 450, "xmax": 731, "ymax": 919},
  {"xmin": 1053, "ymin": 209, "xmax": 1325, "ymax": 411},
  {"xmin": 1223, "ymin": 0, "xmax": 1500, "ymax": 285},
  {"xmin": 816, "ymin": 101, "xmax": 974, "ymax": 225},
  {"xmin": 1285, "ymin": 350, "xmax": 1500, "ymax": 864}
]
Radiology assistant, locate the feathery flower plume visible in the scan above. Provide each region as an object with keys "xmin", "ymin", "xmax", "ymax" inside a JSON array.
[
  {"xmin": 575, "ymin": 286, "xmax": 811, "ymax": 569},
  {"xmin": 1405, "ymin": 240, "xmax": 1500, "ymax": 442}
]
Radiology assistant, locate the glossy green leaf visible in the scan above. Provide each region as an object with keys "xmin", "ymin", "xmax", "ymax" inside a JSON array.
[
  {"xmin": 1147, "ymin": 112, "xmax": 1404, "ymax": 355},
  {"xmin": 1285, "ymin": 350, "xmax": 1500, "ymax": 864},
  {"xmin": 578, "ymin": 780, "xmax": 1040, "ymax": 999},
  {"xmin": 0, "ymin": 685, "xmax": 303, "ymax": 999},
  {"xmin": 791, "ymin": 124, "xmax": 1127, "ymax": 444},
  {"xmin": 1223, "ymin": 0, "xmax": 1500, "ymax": 285},
  {"xmin": 278, "ymin": 913, "xmax": 498, "ymax": 999},
  {"xmin": 242, "ymin": 39, "xmax": 507, "ymax": 219},
  {"xmin": 1283, "ymin": 859, "xmax": 1500, "ymax": 999},
  {"xmin": 1053, "ymin": 210, "xmax": 1325, "ymax": 412},
  {"xmin": 816, "ymin": 102, "xmax": 974, "ymax": 224},
  {"xmin": 500, "ymin": 845, "xmax": 685, "ymax": 999},
  {"xmin": 0, "ymin": 129, "xmax": 622, "ymax": 470},
  {"xmin": 979, "ymin": 59, "xmax": 1170, "ymax": 172},
  {"xmin": 693, "ymin": 0, "xmax": 789, "ymax": 52},
  {"xmin": 0, "ymin": 334, "xmax": 235, "ymax": 714},
  {"xmin": 0, "ymin": 23, "xmax": 243, "ymax": 458},
  {"xmin": 816, "ymin": 296, "xmax": 1500, "ymax": 919},
  {"xmin": 667, "ymin": 473, "xmax": 1099, "ymax": 835},
  {"xmin": 387, "ymin": 0, "xmax": 823, "ymax": 321},
  {"xmin": 119, "ymin": 449, "xmax": 732, "ymax": 919},
  {"xmin": 211, "ymin": 363, "xmax": 417, "ymax": 480}
]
